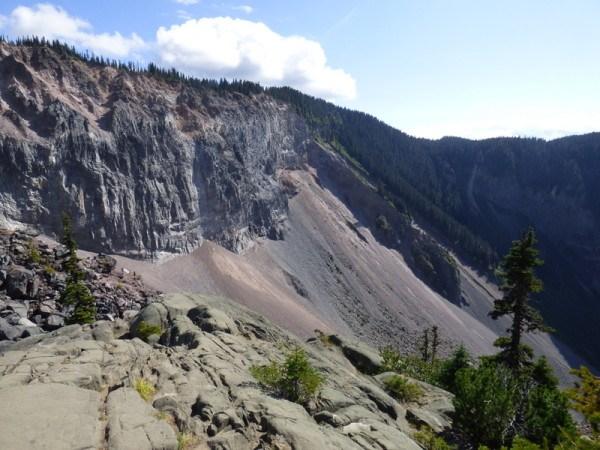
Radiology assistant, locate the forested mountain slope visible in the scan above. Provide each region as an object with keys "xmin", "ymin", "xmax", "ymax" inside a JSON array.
[{"xmin": 270, "ymin": 87, "xmax": 600, "ymax": 368}]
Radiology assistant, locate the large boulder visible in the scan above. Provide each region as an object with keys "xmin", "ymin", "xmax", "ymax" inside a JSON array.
[
  {"xmin": 130, "ymin": 303, "xmax": 169, "ymax": 342},
  {"xmin": 0, "ymin": 316, "xmax": 26, "ymax": 340},
  {"xmin": 5, "ymin": 266, "xmax": 39, "ymax": 299},
  {"xmin": 0, "ymin": 383, "xmax": 102, "ymax": 450},
  {"xmin": 188, "ymin": 305, "xmax": 237, "ymax": 334}
]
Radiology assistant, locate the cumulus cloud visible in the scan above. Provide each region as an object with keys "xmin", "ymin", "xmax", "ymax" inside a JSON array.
[
  {"xmin": 1, "ymin": 4, "xmax": 145, "ymax": 57},
  {"xmin": 233, "ymin": 5, "xmax": 253, "ymax": 14},
  {"xmin": 156, "ymin": 17, "xmax": 356, "ymax": 100},
  {"xmin": 0, "ymin": 5, "xmax": 356, "ymax": 101},
  {"xmin": 174, "ymin": 0, "xmax": 199, "ymax": 4}
]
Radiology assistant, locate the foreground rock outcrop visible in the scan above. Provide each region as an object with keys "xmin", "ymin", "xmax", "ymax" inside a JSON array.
[{"xmin": 0, "ymin": 293, "xmax": 453, "ymax": 449}]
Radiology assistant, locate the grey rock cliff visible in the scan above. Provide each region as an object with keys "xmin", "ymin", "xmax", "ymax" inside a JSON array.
[{"xmin": 0, "ymin": 42, "xmax": 309, "ymax": 256}]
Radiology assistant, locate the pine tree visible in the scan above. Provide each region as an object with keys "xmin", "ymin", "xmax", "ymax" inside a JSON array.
[
  {"xmin": 60, "ymin": 213, "xmax": 96, "ymax": 324},
  {"xmin": 63, "ymin": 280, "xmax": 96, "ymax": 324},
  {"xmin": 61, "ymin": 213, "xmax": 79, "ymax": 279},
  {"xmin": 430, "ymin": 325, "xmax": 440, "ymax": 363},
  {"xmin": 490, "ymin": 228, "xmax": 550, "ymax": 371},
  {"xmin": 420, "ymin": 328, "xmax": 430, "ymax": 362}
]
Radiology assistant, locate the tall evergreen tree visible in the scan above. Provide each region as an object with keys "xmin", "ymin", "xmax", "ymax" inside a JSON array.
[
  {"xmin": 60, "ymin": 213, "xmax": 96, "ymax": 324},
  {"xmin": 61, "ymin": 213, "xmax": 79, "ymax": 279},
  {"xmin": 490, "ymin": 228, "xmax": 550, "ymax": 371}
]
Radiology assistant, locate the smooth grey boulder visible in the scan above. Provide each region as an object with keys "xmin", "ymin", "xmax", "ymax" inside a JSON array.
[
  {"xmin": 45, "ymin": 314, "xmax": 66, "ymax": 329},
  {"xmin": 188, "ymin": 305, "xmax": 237, "ymax": 334},
  {"xmin": 0, "ymin": 383, "xmax": 101, "ymax": 450},
  {"xmin": 0, "ymin": 317, "xmax": 25, "ymax": 340},
  {"xmin": 130, "ymin": 302, "xmax": 168, "ymax": 340}
]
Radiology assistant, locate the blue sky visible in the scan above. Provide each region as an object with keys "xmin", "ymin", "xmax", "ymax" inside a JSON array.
[{"xmin": 1, "ymin": 0, "xmax": 599, "ymax": 139}]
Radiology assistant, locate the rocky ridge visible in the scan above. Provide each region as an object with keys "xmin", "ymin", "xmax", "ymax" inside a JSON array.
[{"xmin": 0, "ymin": 293, "xmax": 453, "ymax": 450}]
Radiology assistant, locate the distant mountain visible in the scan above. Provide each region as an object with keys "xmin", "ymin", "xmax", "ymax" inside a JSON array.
[{"xmin": 0, "ymin": 38, "xmax": 596, "ymax": 371}]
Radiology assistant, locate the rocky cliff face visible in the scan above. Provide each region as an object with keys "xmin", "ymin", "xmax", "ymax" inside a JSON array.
[{"xmin": 0, "ymin": 42, "xmax": 309, "ymax": 256}]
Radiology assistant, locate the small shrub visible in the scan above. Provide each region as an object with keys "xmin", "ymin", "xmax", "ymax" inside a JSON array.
[
  {"xmin": 154, "ymin": 411, "xmax": 169, "ymax": 421},
  {"xmin": 568, "ymin": 366, "xmax": 600, "ymax": 434},
  {"xmin": 177, "ymin": 432, "xmax": 197, "ymax": 450},
  {"xmin": 510, "ymin": 437, "xmax": 542, "ymax": 449},
  {"xmin": 27, "ymin": 239, "xmax": 42, "ymax": 264},
  {"xmin": 555, "ymin": 429, "xmax": 600, "ymax": 450},
  {"xmin": 384, "ymin": 374, "xmax": 424, "ymax": 402},
  {"xmin": 250, "ymin": 347, "xmax": 323, "ymax": 404},
  {"xmin": 413, "ymin": 426, "xmax": 456, "ymax": 450},
  {"xmin": 43, "ymin": 263, "xmax": 56, "ymax": 276},
  {"xmin": 134, "ymin": 378, "xmax": 156, "ymax": 402},
  {"xmin": 378, "ymin": 346, "xmax": 442, "ymax": 385},
  {"xmin": 380, "ymin": 345, "xmax": 402, "ymax": 372},
  {"xmin": 137, "ymin": 321, "xmax": 163, "ymax": 342}
]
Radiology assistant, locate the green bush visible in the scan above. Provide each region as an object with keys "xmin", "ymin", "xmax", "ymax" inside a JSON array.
[
  {"xmin": 378, "ymin": 346, "xmax": 442, "ymax": 385},
  {"xmin": 136, "ymin": 321, "xmax": 163, "ymax": 342},
  {"xmin": 27, "ymin": 239, "xmax": 42, "ymax": 264},
  {"xmin": 383, "ymin": 374, "xmax": 424, "ymax": 402},
  {"xmin": 453, "ymin": 363, "xmax": 517, "ymax": 448},
  {"xmin": 250, "ymin": 347, "xmax": 323, "ymax": 404},
  {"xmin": 503, "ymin": 437, "xmax": 542, "ymax": 450},
  {"xmin": 380, "ymin": 345, "xmax": 402, "ymax": 372},
  {"xmin": 437, "ymin": 345, "xmax": 471, "ymax": 393},
  {"xmin": 555, "ymin": 429, "xmax": 600, "ymax": 450},
  {"xmin": 568, "ymin": 366, "xmax": 600, "ymax": 435},
  {"xmin": 413, "ymin": 426, "xmax": 456, "ymax": 449}
]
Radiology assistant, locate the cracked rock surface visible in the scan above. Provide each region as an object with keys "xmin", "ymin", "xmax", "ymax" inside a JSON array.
[{"xmin": 0, "ymin": 293, "xmax": 453, "ymax": 450}]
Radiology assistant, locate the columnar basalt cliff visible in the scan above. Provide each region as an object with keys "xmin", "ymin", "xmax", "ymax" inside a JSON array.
[{"xmin": 0, "ymin": 41, "xmax": 309, "ymax": 256}]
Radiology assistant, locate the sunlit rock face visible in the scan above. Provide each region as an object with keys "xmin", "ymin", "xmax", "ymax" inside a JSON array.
[{"xmin": 0, "ymin": 42, "xmax": 309, "ymax": 257}]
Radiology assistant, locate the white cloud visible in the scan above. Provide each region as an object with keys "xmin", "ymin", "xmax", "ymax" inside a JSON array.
[
  {"xmin": 233, "ymin": 5, "xmax": 253, "ymax": 14},
  {"xmin": 174, "ymin": 0, "xmax": 199, "ymax": 4},
  {"xmin": 2, "ymin": 4, "xmax": 145, "ymax": 57},
  {"xmin": 156, "ymin": 17, "xmax": 356, "ymax": 100},
  {"xmin": 176, "ymin": 9, "xmax": 193, "ymax": 20}
]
